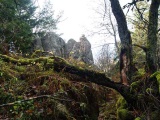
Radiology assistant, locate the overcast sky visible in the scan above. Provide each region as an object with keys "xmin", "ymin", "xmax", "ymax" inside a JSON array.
[
  {"xmin": 37, "ymin": 0, "xmax": 132, "ymax": 59},
  {"xmin": 38, "ymin": 0, "xmax": 131, "ymax": 40}
]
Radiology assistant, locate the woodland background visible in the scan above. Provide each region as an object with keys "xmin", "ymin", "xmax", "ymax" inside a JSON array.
[{"xmin": 0, "ymin": 0, "xmax": 160, "ymax": 120}]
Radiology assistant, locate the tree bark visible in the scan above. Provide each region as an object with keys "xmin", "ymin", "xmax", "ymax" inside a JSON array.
[
  {"xmin": 109, "ymin": 0, "xmax": 133, "ymax": 85},
  {"xmin": 146, "ymin": 0, "xmax": 160, "ymax": 73}
]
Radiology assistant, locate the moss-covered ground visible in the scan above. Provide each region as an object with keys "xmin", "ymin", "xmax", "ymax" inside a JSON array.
[{"xmin": 0, "ymin": 54, "xmax": 118, "ymax": 119}]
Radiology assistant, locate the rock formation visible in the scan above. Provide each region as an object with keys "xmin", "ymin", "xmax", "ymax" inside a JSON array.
[
  {"xmin": 41, "ymin": 32, "xmax": 66, "ymax": 58},
  {"xmin": 33, "ymin": 33, "xmax": 94, "ymax": 64},
  {"xmin": 67, "ymin": 35, "xmax": 94, "ymax": 64},
  {"xmin": 66, "ymin": 39, "xmax": 76, "ymax": 58}
]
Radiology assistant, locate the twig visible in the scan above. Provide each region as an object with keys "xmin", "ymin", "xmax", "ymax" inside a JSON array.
[
  {"xmin": 123, "ymin": 0, "xmax": 149, "ymax": 20},
  {"xmin": 133, "ymin": 44, "xmax": 147, "ymax": 52},
  {"xmin": 0, "ymin": 95, "xmax": 73, "ymax": 107},
  {"xmin": 103, "ymin": 0, "xmax": 107, "ymax": 20}
]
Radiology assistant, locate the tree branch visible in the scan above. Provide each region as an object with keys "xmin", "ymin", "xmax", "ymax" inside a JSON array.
[
  {"xmin": 133, "ymin": 44, "xmax": 147, "ymax": 52},
  {"xmin": 123, "ymin": 0, "xmax": 149, "ymax": 23},
  {"xmin": 0, "ymin": 95, "xmax": 72, "ymax": 108}
]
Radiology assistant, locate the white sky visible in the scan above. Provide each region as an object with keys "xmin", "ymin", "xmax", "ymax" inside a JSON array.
[{"xmin": 37, "ymin": 0, "xmax": 132, "ymax": 59}]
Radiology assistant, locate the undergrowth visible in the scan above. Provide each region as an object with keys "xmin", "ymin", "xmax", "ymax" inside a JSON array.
[{"xmin": 0, "ymin": 55, "xmax": 118, "ymax": 119}]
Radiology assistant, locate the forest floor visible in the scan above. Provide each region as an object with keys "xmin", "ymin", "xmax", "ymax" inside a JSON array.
[{"xmin": 0, "ymin": 54, "xmax": 119, "ymax": 120}]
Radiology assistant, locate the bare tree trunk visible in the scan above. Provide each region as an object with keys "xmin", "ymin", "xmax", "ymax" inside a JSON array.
[
  {"xmin": 146, "ymin": 0, "xmax": 160, "ymax": 73},
  {"xmin": 109, "ymin": 0, "xmax": 133, "ymax": 85}
]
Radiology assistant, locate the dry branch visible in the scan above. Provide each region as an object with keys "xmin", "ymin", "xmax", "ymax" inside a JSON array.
[{"xmin": 0, "ymin": 95, "xmax": 72, "ymax": 108}]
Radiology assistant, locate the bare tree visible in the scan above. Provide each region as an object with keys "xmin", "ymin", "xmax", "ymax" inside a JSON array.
[
  {"xmin": 95, "ymin": 44, "xmax": 115, "ymax": 76},
  {"xmin": 92, "ymin": 0, "xmax": 119, "ymax": 52},
  {"xmin": 92, "ymin": 0, "xmax": 120, "ymax": 81}
]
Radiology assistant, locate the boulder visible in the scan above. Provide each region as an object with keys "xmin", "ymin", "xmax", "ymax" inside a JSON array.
[{"xmin": 41, "ymin": 32, "xmax": 66, "ymax": 58}]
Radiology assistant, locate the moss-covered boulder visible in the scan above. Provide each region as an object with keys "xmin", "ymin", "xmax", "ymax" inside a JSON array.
[
  {"xmin": 116, "ymin": 97, "xmax": 134, "ymax": 120},
  {"xmin": 117, "ymin": 109, "xmax": 134, "ymax": 120}
]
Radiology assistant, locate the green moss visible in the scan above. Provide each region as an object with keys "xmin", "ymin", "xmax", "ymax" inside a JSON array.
[
  {"xmin": 0, "ymin": 54, "xmax": 104, "ymax": 119},
  {"xmin": 150, "ymin": 71, "xmax": 160, "ymax": 93},
  {"xmin": 137, "ymin": 68, "xmax": 145, "ymax": 76},
  {"xmin": 31, "ymin": 50, "xmax": 43, "ymax": 58},
  {"xmin": 151, "ymin": 110, "xmax": 160, "ymax": 120},
  {"xmin": 150, "ymin": 71, "xmax": 160, "ymax": 78},
  {"xmin": 145, "ymin": 88, "xmax": 153, "ymax": 94},
  {"xmin": 117, "ymin": 109, "xmax": 134, "ymax": 120},
  {"xmin": 1, "ymin": 68, "xmax": 18, "ymax": 80},
  {"xmin": 0, "ymin": 54, "xmax": 17, "ymax": 64},
  {"xmin": 116, "ymin": 97, "xmax": 134, "ymax": 120},
  {"xmin": 116, "ymin": 97, "xmax": 127, "ymax": 109},
  {"xmin": 14, "ymin": 66, "xmax": 26, "ymax": 72},
  {"xmin": 55, "ymin": 56, "xmax": 69, "ymax": 65},
  {"xmin": 130, "ymin": 81, "xmax": 141, "ymax": 93},
  {"xmin": 60, "ymin": 79, "xmax": 70, "ymax": 85},
  {"xmin": 47, "ymin": 59, "xmax": 54, "ymax": 63},
  {"xmin": 134, "ymin": 117, "xmax": 141, "ymax": 120}
]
